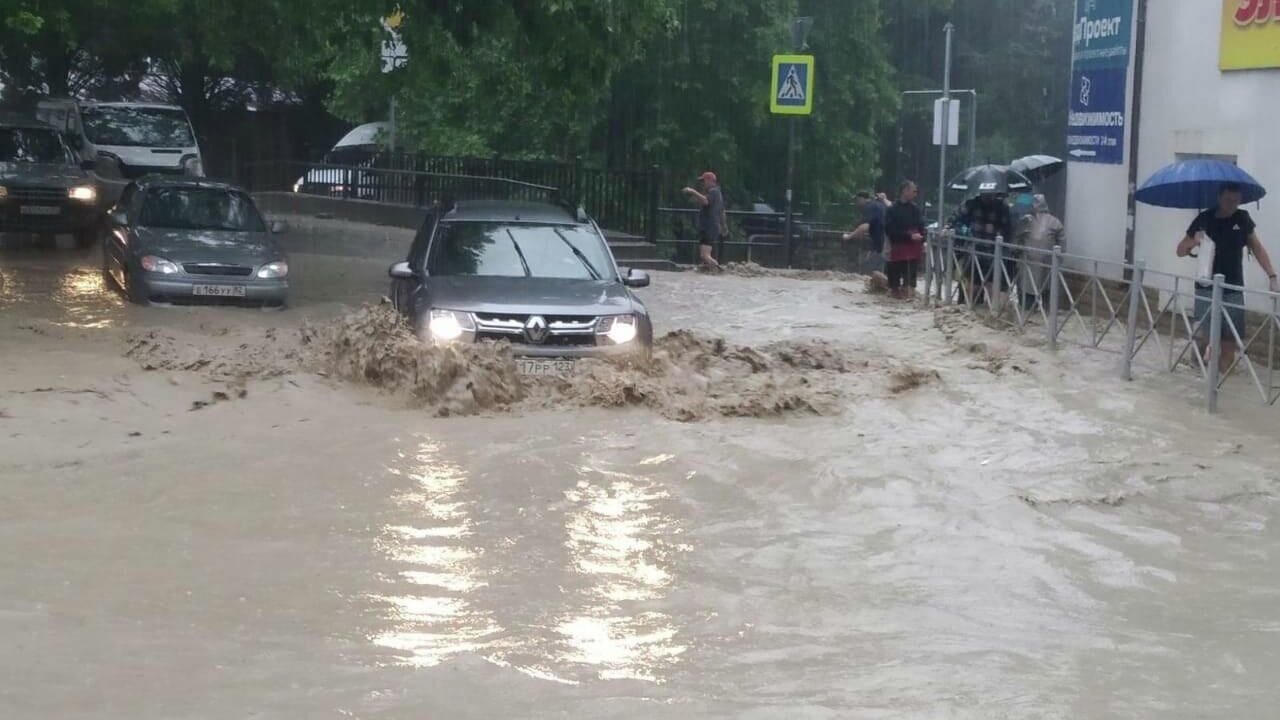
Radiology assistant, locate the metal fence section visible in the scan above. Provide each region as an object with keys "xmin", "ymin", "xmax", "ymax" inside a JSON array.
[
  {"xmin": 237, "ymin": 153, "xmax": 663, "ymax": 243},
  {"xmin": 923, "ymin": 231, "xmax": 1280, "ymax": 413}
]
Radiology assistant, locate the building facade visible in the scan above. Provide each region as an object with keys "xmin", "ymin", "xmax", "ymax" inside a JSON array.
[{"xmin": 1065, "ymin": 0, "xmax": 1280, "ymax": 308}]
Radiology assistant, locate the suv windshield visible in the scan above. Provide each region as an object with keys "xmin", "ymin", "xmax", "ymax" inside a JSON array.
[
  {"xmin": 82, "ymin": 106, "xmax": 194, "ymax": 147},
  {"xmin": 429, "ymin": 222, "xmax": 614, "ymax": 280},
  {"xmin": 0, "ymin": 127, "xmax": 67, "ymax": 164},
  {"xmin": 139, "ymin": 188, "xmax": 266, "ymax": 232}
]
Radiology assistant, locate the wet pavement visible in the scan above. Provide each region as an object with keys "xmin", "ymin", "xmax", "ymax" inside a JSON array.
[{"xmin": 3, "ymin": 222, "xmax": 1280, "ymax": 718}]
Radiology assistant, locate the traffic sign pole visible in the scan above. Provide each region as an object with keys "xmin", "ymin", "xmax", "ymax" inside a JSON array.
[{"xmin": 938, "ymin": 22, "xmax": 955, "ymax": 229}]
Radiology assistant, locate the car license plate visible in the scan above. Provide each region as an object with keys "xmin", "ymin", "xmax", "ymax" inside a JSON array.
[
  {"xmin": 517, "ymin": 359, "xmax": 575, "ymax": 376},
  {"xmin": 19, "ymin": 205, "xmax": 61, "ymax": 216},
  {"xmin": 192, "ymin": 285, "xmax": 247, "ymax": 298}
]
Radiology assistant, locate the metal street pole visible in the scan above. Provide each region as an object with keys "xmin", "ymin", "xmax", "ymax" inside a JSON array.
[
  {"xmin": 785, "ymin": 118, "xmax": 796, "ymax": 267},
  {"xmin": 937, "ymin": 22, "xmax": 955, "ymax": 228},
  {"xmin": 902, "ymin": 88, "xmax": 978, "ymax": 184},
  {"xmin": 783, "ymin": 17, "xmax": 812, "ymax": 268}
]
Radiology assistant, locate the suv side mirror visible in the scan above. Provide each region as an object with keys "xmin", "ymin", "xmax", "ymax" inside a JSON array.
[
  {"xmin": 388, "ymin": 261, "xmax": 418, "ymax": 280},
  {"xmin": 109, "ymin": 209, "xmax": 128, "ymax": 227},
  {"xmin": 622, "ymin": 267, "xmax": 650, "ymax": 288},
  {"xmin": 79, "ymin": 158, "xmax": 96, "ymax": 171},
  {"xmin": 270, "ymin": 220, "xmax": 290, "ymax": 234}
]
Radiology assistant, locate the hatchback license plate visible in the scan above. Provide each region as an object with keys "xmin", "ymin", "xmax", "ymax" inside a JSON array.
[
  {"xmin": 192, "ymin": 285, "xmax": 247, "ymax": 298},
  {"xmin": 517, "ymin": 359, "xmax": 575, "ymax": 376},
  {"xmin": 20, "ymin": 205, "xmax": 60, "ymax": 216}
]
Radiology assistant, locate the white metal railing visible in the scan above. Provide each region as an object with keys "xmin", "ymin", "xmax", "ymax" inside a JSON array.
[{"xmin": 922, "ymin": 231, "xmax": 1280, "ymax": 413}]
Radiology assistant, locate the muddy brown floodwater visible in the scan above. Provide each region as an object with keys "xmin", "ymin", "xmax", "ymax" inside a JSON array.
[{"xmin": 2, "ymin": 219, "xmax": 1280, "ymax": 719}]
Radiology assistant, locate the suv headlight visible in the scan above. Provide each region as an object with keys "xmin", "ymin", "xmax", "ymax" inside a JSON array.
[
  {"xmin": 0, "ymin": 186, "xmax": 8, "ymax": 200},
  {"xmin": 68, "ymin": 185, "xmax": 97, "ymax": 202},
  {"xmin": 257, "ymin": 261, "xmax": 289, "ymax": 279},
  {"xmin": 596, "ymin": 314, "xmax": 638, "ymax": 345},
  {"xmin": 428, "ymin": 309, "xmax": 476, "ymax": 344},
  {"xmin": 140, "ymin": 256, "xmax": 181, "ymax": 274}
]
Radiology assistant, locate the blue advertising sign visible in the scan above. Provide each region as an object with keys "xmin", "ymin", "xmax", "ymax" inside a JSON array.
[
  {"xmin": 1067, "ymin": 67, "xmax": 1127, "ymax": 164},
  {"xmin": 1067, "ymin": 0, "xmax": 1134, "ymax": 164}
]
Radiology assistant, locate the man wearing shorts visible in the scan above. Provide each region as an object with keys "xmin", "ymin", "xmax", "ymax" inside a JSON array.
[
  {"xmin": 1177, "ymin": 183, "xmax": 1280, "ymax": 372},
  {"xmin": 683, "ymin": 171, "xmax": 724, "ymax": 271}
]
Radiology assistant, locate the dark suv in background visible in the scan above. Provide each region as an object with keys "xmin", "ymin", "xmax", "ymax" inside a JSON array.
[{"xmin": 0, "ymin": 113, "xmax": 101, "ymax": 244}]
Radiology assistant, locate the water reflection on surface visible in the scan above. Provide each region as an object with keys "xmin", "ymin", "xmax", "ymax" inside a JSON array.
[
  {"xmin": 369, "ymin": 439, "xmax": 688, "ymax": 684},
  {"xmin": 371, "ymin": 440, "xmax": 499, "ymax": 667},
  {"xmin": 53, "ymin": 267, "xmax": 120, "ymax": 328},
  {"xmin": 556, "ymin": 463, "xmax": 687, "ymax": 682}
]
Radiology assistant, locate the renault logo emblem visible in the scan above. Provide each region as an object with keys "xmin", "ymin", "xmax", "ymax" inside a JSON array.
[{"xmin": 524, "ymin": 315, "xmax": 549, "ymax": 344}]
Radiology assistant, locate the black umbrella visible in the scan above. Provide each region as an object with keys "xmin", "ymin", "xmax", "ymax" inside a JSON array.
[
  {"xmin": 947, "ymin": 164, "xmax": 1034, "ymax": 195},
  {"xmin": 1010, "ymin": 154, "xmax": 1065, "ymax": 182}
]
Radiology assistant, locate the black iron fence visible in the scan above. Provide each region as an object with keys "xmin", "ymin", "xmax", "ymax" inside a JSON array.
[{"xmin": 236, "ymin": 152, "xmax": 662, "ymax": 242}]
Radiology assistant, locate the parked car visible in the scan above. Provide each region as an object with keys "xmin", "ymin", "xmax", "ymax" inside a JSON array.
[
  {"xmin": 293, "ymin": 121, "xmax": 388, "ymax": 198},
  {"xmin": 0, "ymin": 113, "xmax": 102, "ymax": 244},
  {"xmin": 102, "ymin": 177, "xmax": 289, "ymax": 306},
  {"xmin": 36, "ymin": 99, "xmax": 204, "ymax": 181},
  {"xmin": 388, "ymin": 199, "xmax": 653, "ymax": 373}
]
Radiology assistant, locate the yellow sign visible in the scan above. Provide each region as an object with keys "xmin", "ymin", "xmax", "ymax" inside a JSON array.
[
  {"xmin": 1220, "ymin": 0, "xmax": 1280, "ymax": 70},
  {"xmin": 770, "ymin": 55, "xmax": 814, "ymax": 116}
]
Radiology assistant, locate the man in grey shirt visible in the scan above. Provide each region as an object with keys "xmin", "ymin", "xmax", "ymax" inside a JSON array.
[{"xmin": 683, "ymin": 170, "xmax": 724, "ymax": 270}]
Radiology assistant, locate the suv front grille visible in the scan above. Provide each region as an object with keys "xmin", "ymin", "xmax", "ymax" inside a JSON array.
[
  {"xmin": 473, "ymin": 313, "xmax": 599, "ymax": 347},
  {"xmin": 183, "ymin": 263, "xmax": 253, "ymax": 276},
  {"xmin": 6, "ymin": 186, "xmax": 66, "ymax": 202}
]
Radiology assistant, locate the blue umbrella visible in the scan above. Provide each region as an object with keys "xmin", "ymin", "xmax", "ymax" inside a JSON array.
[{"xmin": 1135, "ymin": 159, "xmax": 1266, "ymax": 209}]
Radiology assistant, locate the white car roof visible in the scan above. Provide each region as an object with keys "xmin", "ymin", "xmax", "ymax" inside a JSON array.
[{"xmin": 334, "ymin": 122, "xmax": 389, "ymax": 149}]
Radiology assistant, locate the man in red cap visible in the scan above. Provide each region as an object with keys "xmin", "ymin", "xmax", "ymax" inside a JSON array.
[{"xmin": 683, "ymin": 171, "xmax": 725, "ymax": 270}]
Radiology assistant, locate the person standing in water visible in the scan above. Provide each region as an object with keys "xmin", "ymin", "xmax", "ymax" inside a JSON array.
[
  {"xmin": 884, "ymin": 180, "xmax": 925, "ymax": 300},
  {"xmin": 844, "ymin": 190, "xmax": 889, "ymax": 291},
  {"xmin": 682, "ymin": 171, "xmax": 725, "ymax": 271},
  {"xmin": 1177, "ymin": 182, "xmax": 1280, "ymax": 372}
]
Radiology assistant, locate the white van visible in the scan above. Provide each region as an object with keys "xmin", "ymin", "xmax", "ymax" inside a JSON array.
[
  {"xmin": 36, "ymin": 99, "xmax": 204, "ymax": 180},
  {"xmin": 293, "ymin": 121, "xmax": 388, "ymax": 197}
]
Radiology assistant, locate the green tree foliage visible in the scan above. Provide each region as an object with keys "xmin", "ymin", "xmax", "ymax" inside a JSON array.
[{"xmin": 0, "ymin": 0, "xmax": 1073, "ymax": 214}]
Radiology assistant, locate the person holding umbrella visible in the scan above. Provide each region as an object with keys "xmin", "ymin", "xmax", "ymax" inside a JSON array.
[
  {"xmin": 1175, "ymin": 183, "xmax": 1279, "ymax": 372},
  {"xmin": 946, "ymin": 165, "xmax": 1029, "ymax": 305}
]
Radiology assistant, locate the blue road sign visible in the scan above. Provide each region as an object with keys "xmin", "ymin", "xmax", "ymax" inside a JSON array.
[{"xmin": 771, "ymin": 55, "xmax": 814, "ymax": 115}]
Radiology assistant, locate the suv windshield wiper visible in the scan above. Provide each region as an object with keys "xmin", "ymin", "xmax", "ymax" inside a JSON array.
[
  {"xmin": 552, "ymin": 228, "xmax": 601, "ymax": 280},
  {"xmin": 505, "ymin": 229, "xmax": 533, "ymax": 277}
]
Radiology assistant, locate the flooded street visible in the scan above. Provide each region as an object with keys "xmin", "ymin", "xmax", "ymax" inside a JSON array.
[{"xmin": 3, "ymin": 226, "xmax": 1280, "ymax": 718}]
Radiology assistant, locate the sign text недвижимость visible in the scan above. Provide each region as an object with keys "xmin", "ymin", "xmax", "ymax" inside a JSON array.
[{"xmin": 1067, "ymin": 0, "xmax": 1133, "ymax": 165}]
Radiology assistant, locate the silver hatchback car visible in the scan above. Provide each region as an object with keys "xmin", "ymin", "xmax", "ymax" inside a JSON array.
[{"xmin": 102, "ymin": 178, "xmax": 289, "ymax": 305}]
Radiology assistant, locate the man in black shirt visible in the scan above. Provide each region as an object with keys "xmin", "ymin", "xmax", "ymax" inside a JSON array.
[
  {"xmin": 844, "ymin": 191, "xmax": 889, "ymax": 290},
  {"xmin": 1177, "ymin": 183, "xmax": 1279, "ymax": 372}
]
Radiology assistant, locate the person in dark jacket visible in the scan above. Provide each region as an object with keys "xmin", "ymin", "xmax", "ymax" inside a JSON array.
[
  {"xmin": 951, "ymin": 192, "xmax": 1013, "ymax": 304},
  {"xmin": 884, "ymin": 180, "xmax": 925, "ymax": 300}
]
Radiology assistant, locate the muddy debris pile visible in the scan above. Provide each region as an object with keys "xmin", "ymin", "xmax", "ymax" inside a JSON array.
[
  {"xmin": 126, "ymin": 304, "xmax": 932, "ymax": 421},
  {"xmin": 302, "ymin": 304, "xmax": 524, "ymax": 417},
  {"xmin": 125, "ymin": 327, "xmax": 301, "ymax": 380},
  {"xmin": 720, "ymin": 262, "xmax": 864, "ymax": 282},
  {"xmin": 535, "ymin": 329, "xmax": 861, "ymax": 421}
]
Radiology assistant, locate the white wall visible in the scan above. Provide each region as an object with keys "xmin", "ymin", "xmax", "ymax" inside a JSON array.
[{"xmin": 1134, "ymin": 0, "xmax": 1280, "ymax": 309}]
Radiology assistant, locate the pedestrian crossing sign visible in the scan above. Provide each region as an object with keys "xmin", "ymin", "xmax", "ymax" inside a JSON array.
[{"xmin": 771, "ymin": 55, "xmax": 814, "ymax": 115}]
